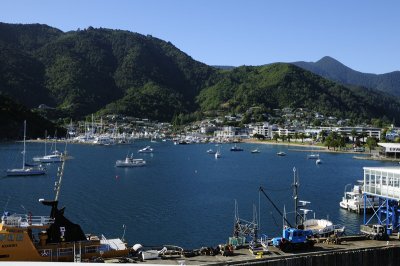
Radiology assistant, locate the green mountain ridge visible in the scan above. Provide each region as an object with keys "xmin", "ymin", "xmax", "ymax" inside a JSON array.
[
  {"xmin": 198, "ymin": 63, "xmax": 400, "ymax": 123},
  {"xmin": 293, "ymin": 56, "xmax": 400, "ymax": 97},
  {"xmin": 1, "ymin": 22, "xmax": 400, "ymax": 128}
]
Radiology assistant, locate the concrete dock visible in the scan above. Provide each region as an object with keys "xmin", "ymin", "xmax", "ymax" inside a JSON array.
[{"xmin": 127, "ymin": 235, "xmax": 400, "ymax": 265}]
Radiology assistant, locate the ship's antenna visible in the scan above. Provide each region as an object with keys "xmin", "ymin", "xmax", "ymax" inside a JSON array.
[
  {"xmin": 54, "ymin": 153, "xmax": 66, "ymax": 201},
  {"xmin": 2, "ymin": 196, "xmax": 11, "ymax": 214}
]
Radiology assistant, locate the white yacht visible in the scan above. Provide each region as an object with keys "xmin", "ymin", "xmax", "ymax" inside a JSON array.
[
  {"xmin": 115, "ymin": 155, "xmax": 146, "ymax": 167},
  {"xmin": 33, "ymin": 151, "xmax": 63, "ymax": 163},
  {"xmin": 33, "ymin": 133, "xmax": 63, "ymax": 163},
  {"xmin": 339, "ymin": 183, "xmax": 380, "ymax": 213},
  {"xmin": 138, "ymin": 146, "xmax": 154, "ymax": 153}
]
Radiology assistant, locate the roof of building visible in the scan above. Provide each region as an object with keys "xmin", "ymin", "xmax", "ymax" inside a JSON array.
[
  {"xmin": 363, "ymin": 166, "xmax": 400, "ymax": 174},
  {"xmin": 378, "ymin": 143, "xmax": 400, "ymax": 148}
]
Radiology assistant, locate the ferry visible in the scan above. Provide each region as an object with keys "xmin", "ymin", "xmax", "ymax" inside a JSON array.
[{"xmin": 0, "ymin": 155, "xmax": 131, "ymax": 262}]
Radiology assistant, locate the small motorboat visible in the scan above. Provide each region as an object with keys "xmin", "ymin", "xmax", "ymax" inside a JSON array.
[
  {"xmin": 230, "ymin": 144, "xmax": 243, "ymax": 151},
  {"xmin": 276, "ymin": 151, "xmax": 286, "ymax": 156},
  {"xmin": 316, "ymin": 158, "xmax": 322, "ymax": 164},
  {"xmin": 207, "ymin": 149, "xmax": 216, "ymax": 154},
  {"xmin": 138, "ymin": 146, "xmax": 154, "ymax": 153},
  {"xmin": 116, "ymin": 155, "xmax": 146, "ymax": 167},
  {"xmin": 251, "ymin": 148, "xmax": 260, "ymax": 154}
]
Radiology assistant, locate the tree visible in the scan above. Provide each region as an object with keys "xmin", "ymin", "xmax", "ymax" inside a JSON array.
[
  {"xmin": 366, "ymin": 137, "xmax": 377, "ymax": 154},
  {"xmin": 299, "ymin": 132, "xmax": 305, "ymax": 143},
  {"xmin": 287, "ymin": 134, "xmax": 292, "ymax": 143},
  {"xmin": 253, "ymin": 133, "xmax": 265, "ymax": 140},
  {"xmin": 273, "ymin": 133, "xmax": 279, "ymax": 143},
  {"xmin": 350, "ymin": 129, "xmax": 358, "ymax": 144},
  {"xmin": 294, "ymin": 132, "xmax": 299, "ymax": 142}
]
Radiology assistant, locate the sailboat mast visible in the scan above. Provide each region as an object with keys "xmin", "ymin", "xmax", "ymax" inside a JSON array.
[
  {"xmin": 22, "ymin": 120, "xmax": 26, "ymax": 169},
  {"xmin": 44, "ymin": 130, "xmax": 47, "ymax": 156},
  {"xmin": 293, "ymin": 167, "xmax": 299, "ymax": 227}
]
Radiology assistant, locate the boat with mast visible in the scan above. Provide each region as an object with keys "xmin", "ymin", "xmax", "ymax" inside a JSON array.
[
  {"xmin": 33, "ymin": 131, "xmax": 63, "ymax": 163},
  {"xmin": 0, "ymin": 151, "xmax": 131, "ymax": 262},
  {"xmin": 6, "ymin": 121, "xmax": 46, "ymax": 176}
]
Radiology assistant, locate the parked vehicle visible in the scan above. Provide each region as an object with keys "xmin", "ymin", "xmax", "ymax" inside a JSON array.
[
  {"xmin": 360, "ymin": 224, "xmax": 389, "ymax": 240},
  {"xmin": 271, "ymin": 227, "xmax": 315, "ymax": 252}
]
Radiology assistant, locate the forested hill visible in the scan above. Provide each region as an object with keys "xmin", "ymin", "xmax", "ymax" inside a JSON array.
[
  {"xmin": 0, "ymin": 93, "xmax": 63, "ymax": 140},
  {"xmin": 0, "ymin": 22, "xmax": 217, "ymax": 120},
  {"xmin": 197, "ymin": 63, "xmax": 400, "ymax": 123},
  {"xmin": 1, "ymin": 22, "xmax": 400, "ymax": 126},
  {"xmin": 293, "ymin": 56, "xmax": 400, "ymax": 97}
]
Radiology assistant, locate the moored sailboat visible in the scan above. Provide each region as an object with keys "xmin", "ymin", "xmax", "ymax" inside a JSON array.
[{"xmin": 6, "ymin": 121, "xmax": 46, "ymax": 176}]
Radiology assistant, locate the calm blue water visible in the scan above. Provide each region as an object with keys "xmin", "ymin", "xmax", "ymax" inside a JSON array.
[{"xmin": 0, "ymin": 141, "xmax": 396, "ymax": 249}]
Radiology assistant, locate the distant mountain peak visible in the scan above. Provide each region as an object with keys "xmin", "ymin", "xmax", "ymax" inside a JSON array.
[
  {"xmin": 316, "ymin": 56, "xmax": 341, "ymax": 65},
  {"xmin": 292, "ymin": 56, "xmax": 400, "ymax": 96}
]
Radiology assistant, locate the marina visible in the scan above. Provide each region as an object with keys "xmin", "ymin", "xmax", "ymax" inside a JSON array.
[{"xmin": 1, "ymin": 140, "xmax": 400, "ymax": 263}]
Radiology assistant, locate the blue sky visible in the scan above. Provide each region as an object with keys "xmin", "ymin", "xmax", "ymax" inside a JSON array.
[{"xmin": 2, "ymin": 0, "xmax": 399, "ymax": 74}]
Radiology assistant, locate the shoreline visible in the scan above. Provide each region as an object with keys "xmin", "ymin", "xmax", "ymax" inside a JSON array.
[{"xmin": 242, "ymin": 139, "xmax": 377, "ymax": 155}]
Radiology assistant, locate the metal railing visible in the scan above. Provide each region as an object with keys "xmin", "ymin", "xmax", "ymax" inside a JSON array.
[{"xmin": 1, "ymin": 214, "xmax": 54, "ymax": 227}]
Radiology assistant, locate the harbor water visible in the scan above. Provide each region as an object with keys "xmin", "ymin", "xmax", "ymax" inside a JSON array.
[{"xmin": 0, "ymin": 141, "xmax": 396, "ymax": 249}]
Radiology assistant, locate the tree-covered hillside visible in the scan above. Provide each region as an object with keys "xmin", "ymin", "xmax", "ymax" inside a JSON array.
[
  {"xmin": 1, "ymin": 22, "xmax": 400, "ymax": 126},
  {"xmin": 0, "ymin": 23, "xmax": 217, "ymax": 119},
  {"xmin": 0, "ymin": 93, "xmax": 63, "ymax": 140},
  {"xmin": 197, "ymin": 64, "xmax": 400, "ymax": 123}
]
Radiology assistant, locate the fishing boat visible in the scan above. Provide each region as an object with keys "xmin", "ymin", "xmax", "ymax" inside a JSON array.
[
  {"xmin": 0, "ymin": 153, "xmax": 131, "ymax": 262},
  {"xmin": 6, "ymin": 121, "xmax": 46, "ymax": 176},
  {"xmin": 116, "ymin": 154, "xmax": 146, "ymax": 167},
  {"xmin": 138, "ymin": 146, "xmax": 154, "ymax": 153}
]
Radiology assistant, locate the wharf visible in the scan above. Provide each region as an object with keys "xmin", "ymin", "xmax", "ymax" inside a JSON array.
[{"xmin": 132, "ymin": 236, "xmax": 400, "ymax": 265}]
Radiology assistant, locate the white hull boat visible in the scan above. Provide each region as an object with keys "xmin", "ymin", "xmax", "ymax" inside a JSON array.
[
  {"xmin": 138, "ymin": 146, "xmax": 154, "ymax": 153},
  {"xmin": 6, "ymin": 121, "xmax": 46, "ymax": 176},
  {"xmin": 302, "ymin": 218, "xmax": 345, "ymax": 237},
  {"xmin": 116, "ymin": 156, "xmax": 146, "ymax": 167},
  {"xmin": 339, "ymin": 183, "xmax": 380, "ymax": 213}
]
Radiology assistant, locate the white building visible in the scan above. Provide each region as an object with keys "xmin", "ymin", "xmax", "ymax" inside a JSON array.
[
  {"xmin": 251, "ymin": 123, "xmax": 273, "ymax": 138},
  {"xmin": 378, "ymin": 143, "xmax": 400, "ymax": 158}
]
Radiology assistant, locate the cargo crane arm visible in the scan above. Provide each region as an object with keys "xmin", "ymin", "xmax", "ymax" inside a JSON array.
[{"xmin": 259, "ymin": 186, "xmax": 293, "ymax": 228}]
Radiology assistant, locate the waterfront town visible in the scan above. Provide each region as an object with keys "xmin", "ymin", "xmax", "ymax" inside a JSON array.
[{"xmin": 61, "ymin": 107, "xmax": 400, "ymax": 158}]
